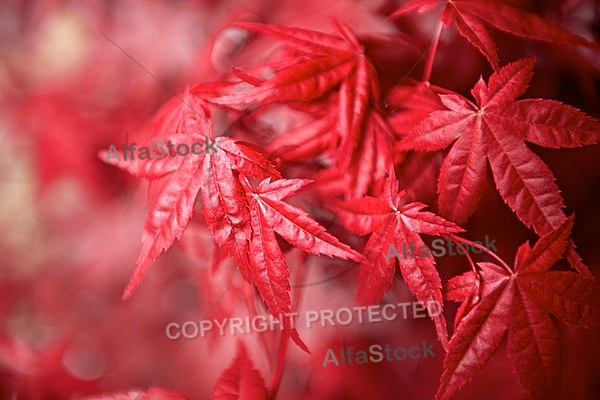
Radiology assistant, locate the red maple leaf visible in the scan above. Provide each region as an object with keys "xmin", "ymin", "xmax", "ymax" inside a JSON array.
[
  {"xmin": 198, "ymin": 20, "xmax": 397, "ymax": 199},
  {"xmin": 197, "ymin": 20, "xmax": 360, "ymax": 108},
  {"xmin": 99, "ymin": 90, "xmax": 217, "ymax": 299},
  {"xmin": 391, "ymin": 0, "xmax": 592, "ymax": 69},
  {"xmin": 211, "ymin": 344, "xmax": 269, "ymax": 400},
  {"xmin": 440, "ymin": 216, "xmax": 600, "ymax": 399},
  {"xmin": 201, "ymin": 135, "xmax": 362, "ymax": 352},
  {"xmin": 333, "ymin": 168, "xmax": 464, "ymax": 348},
  {"xmin": 103, "ymin": 88, "xmax": 361, "ymax": 351},
  {"xmin": 201, "ymin": 159, "xmax": 361, "ymax": 350},
  {"xmin": 397, "ymin": 57, "xmax": 600, "ymax": 275}
]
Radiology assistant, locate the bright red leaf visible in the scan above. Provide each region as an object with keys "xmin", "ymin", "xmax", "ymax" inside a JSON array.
[
  {"xmin": 333, "ymin": 168, "xmax": 464, "ymax": 348},
  {"xmin": 233, "ymin": 176, "xmax": 362, "ymax": 350},
  {"xmin": 439, "ymin": 216, "xmax": 600, "ymax": 399},
  {"xmin": 397, "ymin": 57, "xmax": 600, "ymax": 275},
  {"xmin": 105, "ymin": 88, "xmax": 362, "ymax": 350},
  {"xmin": 199, "ymin": 19, "xmax": 397, "ymax": 199},
  {"xmin": 392, "ymin": 0, "xmax": 591, "ymax": 69},
  {"xmin": 101, "ymin": 91, "xmax": 215, "ymax": 300},
  {"xmin": 197, "ymin": 20, "xmax": 360, "ymax": 108}
]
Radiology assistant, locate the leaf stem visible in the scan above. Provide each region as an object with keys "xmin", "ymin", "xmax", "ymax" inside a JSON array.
[
  {"xmin": 268, "ymin": 332, "xmax": 289, "ymax": 400},
  {"xmin": 463, "ymin": 251, "xmax": 477, "ymax": 275},
  {"xmin": 422, "ymin": 20, "xmax": 444, "ymax": 83},
  {"xmin": 448, "ymin": 234, "xmax": 513, "ymax": 274},
  {"xmin": 269, "ymin": 252, "xmax": 308, "ymax": 399}
]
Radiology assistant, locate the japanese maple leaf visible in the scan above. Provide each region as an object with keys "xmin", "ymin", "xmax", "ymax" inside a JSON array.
[
  {"xmin": 102, "ymin": 90, "xmax": 287, "ymax": 305},
  {"xmin": 440, "ymin": 216, "xmax": 600, "ymax": 400},
  {"xmin": 105, "ymin": 80, "xmax": 361, "ymax": 350},
  {"xmin": 197, "ymin": 19, "xmax": 362, "ymax": 108},
  {"xmin": 392, "ymin": 0, "xmax": 591, "ymax": 69},
  {"xmin": 211, "ymin": 344, "xmax": 268, "ymax": 400},
  {"xmin": 99, "ymin": 90, "xmax": 219, "ymax": 300},
  {"xmin": 201, "ymin": 142, "xmax": 361, "ymax": 351},
  {"xmin": 397, "ymin": 57, "xmax": 600, "ymax": 275},
  {"xmin": 209, "ymin": 172, "xmax": 361, "ymax": 347},
  {"xmin": 199, "ymin": 20, "xmax": 395, "ymax": 198},
  {"xmin": 333, "ymin": 168, "xmax": 464, "ymax": 348}
]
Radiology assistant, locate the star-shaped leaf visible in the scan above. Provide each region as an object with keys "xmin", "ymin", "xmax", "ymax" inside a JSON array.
[
  {"xmin": 439, "ymin": 216, "xmax": 600, "ymax": 399},
  {"xmin": 398, "ymin": 57, "xmax": 600, "ymax": 275},
  {"xmin": 333, "ymin": 168, "xmax": 464, "ymax": 348}
]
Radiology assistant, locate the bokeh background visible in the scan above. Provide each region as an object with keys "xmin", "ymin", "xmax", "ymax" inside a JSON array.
[{"xmin": 0, "ymin": 0, "xmax": 599, "ymax": 399}]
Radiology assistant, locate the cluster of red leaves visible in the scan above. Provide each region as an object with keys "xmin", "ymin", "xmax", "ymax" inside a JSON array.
[
  {"xmin": 2, "ymin": 0, "xmax": 600, "ymax": 399},
  {"xmin": 102, "ymin": 2, "xmax": 600, "ymax": 398}
]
